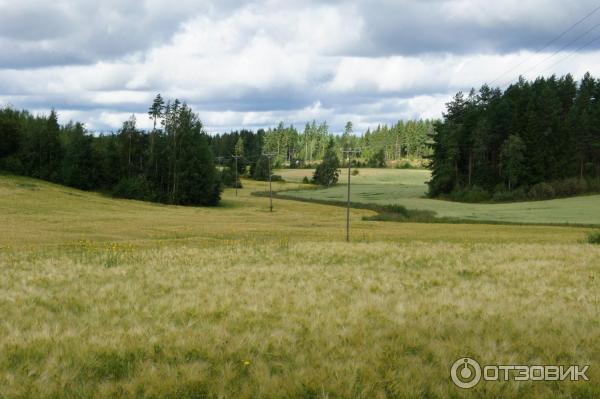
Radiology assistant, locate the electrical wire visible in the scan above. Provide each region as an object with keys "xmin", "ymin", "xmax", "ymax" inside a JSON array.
[{"xmin": 488, "ymin": 3, "xmax": 600, "ymax": 87}]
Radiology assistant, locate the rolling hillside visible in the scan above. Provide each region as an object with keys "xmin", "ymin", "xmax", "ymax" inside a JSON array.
[
  {"xmin": 278, "ymin": 168, "xmax": 600, "ymax": 226},
  {"xmin": 1, "ymin": 174, "xmax": 599, "ymax": 398}
]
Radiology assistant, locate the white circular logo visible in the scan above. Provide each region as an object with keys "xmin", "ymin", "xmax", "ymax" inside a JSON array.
[{"xmin": 451, "ymin": 357, "xmax": 482, "ymax": 389}]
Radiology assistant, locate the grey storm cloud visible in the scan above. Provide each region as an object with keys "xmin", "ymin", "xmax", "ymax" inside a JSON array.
[
  {"xmin": 0, "ymin": 1, "xmax": 212, "ymax": 68},
  {"xmin": 3, "ymin": 0, "xmax": 600, "ymax": 67},
  {"xmin": 352, "ymin": 0, "xmax": 574, "ymax": 55},
  {"xmin": 2, "ymin": 0, "xmax": 600, "ymax": 132}
]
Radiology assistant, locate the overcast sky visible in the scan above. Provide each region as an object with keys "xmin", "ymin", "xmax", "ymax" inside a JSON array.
[{"xmin": 2, "ymin": 0, "xmax": 600, "ymax": 134}]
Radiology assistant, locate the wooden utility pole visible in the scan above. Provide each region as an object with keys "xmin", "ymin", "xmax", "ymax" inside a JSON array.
[
  {"xmin": 231, "ymin": 154, "xmax": 242, "ymax": 196},
  {"xmin": 342, "ymin": 148, "xmax": 361, "ymax": 242},
  {"xmin": 262, "ymin": 152, "xmax": 277, "ymax": 212}
]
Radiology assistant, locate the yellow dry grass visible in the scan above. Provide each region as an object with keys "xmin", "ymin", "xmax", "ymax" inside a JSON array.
[{"xmin": 1, "ymin": 174, "xmax": 599, "ymax": 398}]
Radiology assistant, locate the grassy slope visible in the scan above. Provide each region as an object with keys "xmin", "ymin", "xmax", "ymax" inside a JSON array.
[
  {"xmin": 278, "ymin": 168, "xmax": 600, "ymax": 225},
  {"xmin": 1, "ymin": 174, "xmax": 599, "ymax": 398}
]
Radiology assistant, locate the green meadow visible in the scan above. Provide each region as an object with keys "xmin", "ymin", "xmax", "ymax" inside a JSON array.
[{"xmin": 278, "ymin": 168, "xmax": 600, "ymax": 226}]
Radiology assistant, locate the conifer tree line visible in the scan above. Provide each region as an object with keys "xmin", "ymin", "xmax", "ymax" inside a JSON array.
[
  {"xmin": 0, "ymin": 93, "xmax": 434, "ymax": 203},
  {"xmin": 0, "ymin": 95, "xmax": 221, "ymax": 206},
  {"xmin": 209, "ymin": 118, "xmax": 434, "ymax": 171},
  {"xmin": 429, "ymin": 73, "xmax": 600, "ymax": 202}
]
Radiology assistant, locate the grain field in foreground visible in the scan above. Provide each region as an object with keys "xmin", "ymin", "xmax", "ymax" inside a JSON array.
[{"xmin": 0, "ymin": 174, "xmax": 599, "ymax": 398}]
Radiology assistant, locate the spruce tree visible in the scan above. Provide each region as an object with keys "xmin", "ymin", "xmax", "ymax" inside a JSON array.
[
  {"xmin": 170, "ymin": 104, "xmax": 222, "ymax": 206},
  {"xmin": 500, "ymin": 135, "xmax": 526, "ymax": 191},
  {"xmin": 60, "ymin": 123, "xmax": 95, "ymax": 189},
  {"xmin": 429, "ymin": 73, "xmax": 600, "ymax": 197},
  {"xmin": 42, "ymin": 109, "xmax": 62, "ymax": 181},
  {"xmin": 369, "ymin": 149, "xmax": 386, "ymax": 168},
  {"xmin": 252, "ymin": 156, "xmax": 270, "ymax": 181},
  {"xmin": 0, "ymin": 108, "xmax": 20, "ymax": 160},
  {"xmin": 176, "ymin": 132, "xmax": 221, "ymax": 206},
  {"xmin": 313, "ymin": 138, "xmax": 340, "ymax": 186}
]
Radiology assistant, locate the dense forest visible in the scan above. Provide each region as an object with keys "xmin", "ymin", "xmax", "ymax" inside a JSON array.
[
  {"xmin": 209, "ymin": 119, "xmax": 434, "ymax": 172},
  {"xmin": 0, "ymin": 93, "xmax": 434, "ymax": 205},
  {"xmin": 429, "ymin": 73, "xmax": 600, "ymax": 202},
  {"xmin": 4, "ymin": 73, "xmax": 600, "ymax": 207},
  {"xmin": 0, "ymin": 95, "xmax": 222, "ymax": 205}
]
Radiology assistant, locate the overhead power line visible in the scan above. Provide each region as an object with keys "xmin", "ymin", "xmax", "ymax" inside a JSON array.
[
  {"xmin": 539, "ymin": 31, "xmax": 600, "ymax": 75},
  {"xmin": 514, "ymin": 20, "xmax": 600, "ymax": 80},
  {"xmin": 488, "ymin": 3, "xmax": 600, "ymax": 87}
]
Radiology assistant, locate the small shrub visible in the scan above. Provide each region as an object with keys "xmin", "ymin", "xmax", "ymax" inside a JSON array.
[
  {"xmin": 512, "ymin": 187, "xmax": 528, "ymax": 201},
  {"xmin": 586, "ymin": 178, "xmax": 600, "ymax": 192},
  {"xmin": 219, "ymin": 167, "xmax": 242, "ymax": 188},
  {"xmin": 551, "ymin": 178, "xmax": 588, "ymax": 197},
  {"xmin": 450, "ymin": 186, "xmax": 491, "ymax": 203},
  {"xmin": 448, "ymin": 188, "xmax": 463, "ymax": 202},
  {"xmin": 493, "ymin": 183, "xmax": 506, "ymax": 193},
  {"xmin": 528, "ymin": 182, "xmax": 555, "ymax": 200},
  {"xmin": 396, "ymin": 161, "xmax": 414, "ymax": 169},
  {"xmin": 492, "ymin": 190, "xmax": 514, "ymax": 202},
  {"xmin": 0, "ymin": 155, "xmax": 24, "ymax": 175},
  {"xmin": 381, "ymin": 204, "xmax": 409, "ymax": 216},
  {"xmin": 492, "ymin": 186, "xmax": 527, "ymax": 202},
  {"xmin": 112, "ymin": 177, "xmax": 154, "ymax": 201},
  {"xmin": 302, "ymin": 176, "xmax": 310, "ymax": 184},
  {"xmin": 363, "ymin": 205, "xmax": 437, "ymax": 223},
  {"xmin": 351, "ymin": 169, "xmax": 359, "ymax": 176},
  {"xmin": 587, "ymin": 231, "xmax": 600, "ymax": 244},
  {"xmin": 271, "ymin": 175, "xmax": 283, "ymax": 182},
  {"xmin": 368, "ymin": 149, "xmax": 386, "ymax": 168},
  {"xmin": 464, "ymin": 187, "xmax": 491, "ymax": 202}
]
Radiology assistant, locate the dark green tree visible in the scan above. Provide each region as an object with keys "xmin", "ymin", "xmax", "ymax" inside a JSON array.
[
  {"xmin": 60, "ymin": 122, "xmax": 96, "ymax": 189},
  {"xmin": 369, "ymin": 149, "xmax": 386, "ymax": 168},
  {"xmin": 0, "ymin": 108, "xmax": 20, "ymax": 160},
  {"xmin": 148, "ymin": 93, "xmax": 165, "ymax": 178},
  {"xmin": 41, "ymin": 109, "xmax": 63, "ymax": 181},
  {"xmin": 252, "ymin": 156, "xmax": 271, "ymax": 181},
  {"xmin": 429, "ymin": 73, "xmax": 600, "ymax": 198},
  {"xmin": 172, "ymin": 105, "xmax": 221, "ymax": 205},
  {"xmin": 428, "ymin": 93, "xmax": 466, "ymax": 196},
  {"xmin": 313, "ymin": 139, "xmax": 340, "ymax": 186},
  {"xmin": 500, "ymin": 135, "xmax": 526, "ymax": 191},
  {"xmin": 570, "ymin": 73, "xmax": 595, "ymax": 179}
]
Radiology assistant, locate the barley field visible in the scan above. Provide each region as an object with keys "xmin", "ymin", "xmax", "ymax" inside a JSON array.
[
  {"xmin": 1, "ymin": 174, "xmax": 599, "ymax": 398},
  {"xmin": 277, "ymin": 168, "xmax": 600, "ymax": 226}
]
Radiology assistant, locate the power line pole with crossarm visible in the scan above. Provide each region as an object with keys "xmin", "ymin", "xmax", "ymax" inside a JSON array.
[
  {"xmin": 262, "ymin": 152, "xmax": 277, "ymax": 212},
  {"xmin": 231, "ymin": 154, "xmax": 242, "ymax": 196},
  {"xmin": 342, "ymin": 148, "xmax": 361, "ymax": 242}
]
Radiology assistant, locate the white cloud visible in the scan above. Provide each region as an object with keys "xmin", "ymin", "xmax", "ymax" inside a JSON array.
[
  {"xmin": 440, "ymin": 0, "xmax": 563, "ymax": 26},
  {"xmin": 2, "ymin": 0, "xmax": 600, "ymax": 133},
  {"xmin": 135, "ymin": 3, "xmax": 362, "ymax": 101}
]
